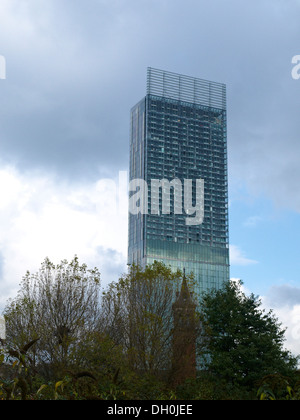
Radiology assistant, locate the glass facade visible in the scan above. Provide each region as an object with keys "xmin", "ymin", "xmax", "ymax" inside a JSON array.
[{"xmin": 128, "ymin": 68, "xmax": 230, "ymax": 296}]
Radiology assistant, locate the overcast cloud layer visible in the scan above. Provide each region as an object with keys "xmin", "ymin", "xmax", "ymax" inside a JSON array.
[
  {"xmin": 0, "ymin": 0, "xmax": 300, "ymax": 355},
  {"xmin": 0, "ymin": 0, "xmax": 299, "ymax": 201}
]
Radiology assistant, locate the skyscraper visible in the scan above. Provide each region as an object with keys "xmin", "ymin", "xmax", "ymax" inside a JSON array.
[{"xmin": 128, "ymin": 68, "xmax": 230, "ymax": 295}]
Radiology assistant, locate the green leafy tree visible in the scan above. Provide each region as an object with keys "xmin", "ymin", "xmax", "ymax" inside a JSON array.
[
  {"xmin": 101, "ymin": 261, "xmax": 194, "ymax": 377},
  {"xmin": 4, "ymin": 256, "xmax": 101, "ymax": 379},
  {"xmin": 199, "ymin": 280, "xmax": 298, "ymax": 389}
]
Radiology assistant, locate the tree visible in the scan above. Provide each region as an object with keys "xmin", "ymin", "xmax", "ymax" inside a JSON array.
[
  {"xmin": 4, "ymin": 256, "xmax": 101, "ymax": 378},
  {"xmin": 199, "ymin": 280, "xmax": 299, "ymax": 389},
  {"xmin": 101, "ymin": 261, "xmax": 195, "ymax": 377}
]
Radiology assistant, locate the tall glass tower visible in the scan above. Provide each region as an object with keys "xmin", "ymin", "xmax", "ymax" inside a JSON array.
[{"xmin": 128, "ymin": 68, "xmax": 230, "ymax": 295}]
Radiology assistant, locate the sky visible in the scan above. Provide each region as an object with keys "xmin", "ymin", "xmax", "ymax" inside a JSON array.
[{"xmin": 0, "ymin": 0, "xmax": 300, "ymax": 355}]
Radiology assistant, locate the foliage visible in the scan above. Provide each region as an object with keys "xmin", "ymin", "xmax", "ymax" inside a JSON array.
[
  {"xmin": 175, "ymin": 374, "xmax": 254, "ymax": 400},
  {"xmin": 101, "ymin": 262, "xmax": 194, "ymax": 375},
  {"xmin": 3, "ymin": 256, "xmax": 101, "ymax": 379},
  {"xmin": 257, "ymin": 373, "xmax": 300, "ymax": 400},
  {"xmin": 198, "ymin": 280, "xmax": 299, "ymax": 389},
  {"xmin": 0, "ymin": 339, "xmax": 41, "ymax": 400},
  {"xmin": 1, "ymin": 259, "xmax": 300, "ymax": 400}
]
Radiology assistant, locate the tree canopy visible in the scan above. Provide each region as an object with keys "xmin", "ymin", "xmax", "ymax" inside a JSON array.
[
  {"xmin": 3, "ymin": 256, "xmax": 101, "ymax": 378},
  {"xmin": 1, "ymin": 258, "xmax": 299, "ymax": 400},
  {"xmin": 198, "ymin": 280, "xmax": 299, "ymax": 388}
]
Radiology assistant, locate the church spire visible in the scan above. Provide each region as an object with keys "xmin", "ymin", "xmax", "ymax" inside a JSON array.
[
  {"xmin": 171, "ymin": 272, "xmax": 197, "ymax": 386},
  {"xmin": 173, "ymin": 269, "xmax": 195, "ymax": 309}
]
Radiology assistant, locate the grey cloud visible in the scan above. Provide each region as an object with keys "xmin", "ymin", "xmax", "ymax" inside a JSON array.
[
  {"xmin": 0, "ymin": 0, "xmax": 299, "ymax": 215},
  {"xmin": 265, "ymin": 285, "xmax": 300, "ymax": 309},
  {"xmin": 95, "ymin": 246, "xmax": 127, "ymax": 289}
]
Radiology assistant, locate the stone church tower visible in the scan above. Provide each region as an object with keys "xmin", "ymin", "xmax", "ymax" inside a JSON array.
[{"xmin": 171, "ymin": 273, "xmax": 197, "ymax": 386}]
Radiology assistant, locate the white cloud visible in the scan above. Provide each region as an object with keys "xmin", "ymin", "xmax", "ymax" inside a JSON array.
[
  {"xmin": 262, "ymin": 285, "xmax": 300, "ymax": 358},
  {"xmin": 230, "ymin": 244, "xmax": 258, "ymax": 266},
  {"xmin": 0, "ymin": 166, "xmax": 128, "ymax": 311}
]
